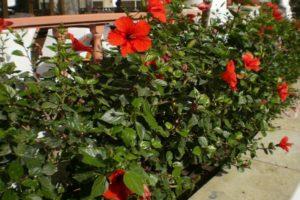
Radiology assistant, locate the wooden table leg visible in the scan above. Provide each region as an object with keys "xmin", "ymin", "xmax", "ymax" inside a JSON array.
[{"xmin": 90, "ymin": 25, "xmax": 104, "ymax": 62}]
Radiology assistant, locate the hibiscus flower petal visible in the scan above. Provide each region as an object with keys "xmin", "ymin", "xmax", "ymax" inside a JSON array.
[
  {"xmin": 103, "ymin": 190, "xmax": 122, "ymax": 200},
  {"xmin": 131, "ymin": 37, "xmax": 152, "ymax": 52},
  {"xmin": 148, "ymin": 0, "xmax": 167, "ymax": 23},
  {"xmin": 132, "ymin": 20, "xmax": 151, "ymax": 37},
  {"xmin": 121, "ymin": 42, "xmax": 135, "ymax": 57},
  {"xmin": 115, "ymin": 16, "xmax": 135, "ymax": 33},
  {"xmin": 108, "ymin": 169, "xmax": 125, "ymax": 183},
  {"xmin": 226, "ymin": 60, "xmax": 236, "ymax": 72},
  {"xmin": 152, "ymin": 11, "xmax": 167, "ymax": 23},
  {"xmin": 242, "ymin": 52, "xmax": 254, "ymax": 62},
  {"xmin": 108, "ymin": 30, "xmax": 126, "ymax": 46}
]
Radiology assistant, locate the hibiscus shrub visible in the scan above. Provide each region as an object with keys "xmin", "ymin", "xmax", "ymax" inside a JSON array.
[{"xmin": 0, "ymin": 1, "xmax": 300, "ymax": 200}]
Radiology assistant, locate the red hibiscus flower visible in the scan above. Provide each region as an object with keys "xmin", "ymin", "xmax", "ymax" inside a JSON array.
[
  {"xmin": 221, "ymin": 60, "xmax": 238, "ymax": 91},
  {"xmin": 0, "ymin": 18, "xmax": 13, "ymax": 33},
  {"xmin": 197, "ymin": 2, "xmax": 211, "ymax": 12},
  {"xmin": 278, "ymin": 136, "xmax": 293, "ymax": 152},
  {"xmin": 272, "ymin": 9, "xmax": 283, "ymax": 21},
  {"xmin": 187, "ymin": 14, "xmax": 196, "ymax": 22},
  {"xmin": 68, "ymin": 33, "xmax": 92, "ymax": 53},
  {"xmin": 141, "ymin": 185, "xmax": 151, "ymax": 200},
  {"xmin": 108, "ymin": 17, "xmax": 152, "ymax": 57},
  {"xmin": 164, "ymin": 0, "xmax": 171, "ymax": 4},
  {"xmin": 277, "ymin": 82, "xmax": 289, "ymax": 102},
  {"xmin": 242, "ymin": 52, "xmax": 261, "ymax": 72},
  {"xmin": 148, "ymin": 0, "xmax": 167, "ymax": 23},
  {"xmin": 265, "ymin": 2, "xmax": 283, "ymax": 21},
  {"xmin": 265, "ymin": 2, "xmax": 278, "ymax": 9},
  {"xmin": 103, "ymin": 169, "xmax": 151, "ymax": 200}
]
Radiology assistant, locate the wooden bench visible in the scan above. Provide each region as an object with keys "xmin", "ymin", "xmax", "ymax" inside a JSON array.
[{"xmin": 7, "ymin": 12, "xmax": 146, "ymax": 61}]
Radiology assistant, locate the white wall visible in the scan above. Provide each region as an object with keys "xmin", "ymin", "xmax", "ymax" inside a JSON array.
[{"xmin": 1, "ymin": 29, "xmax": 36, "ymax": 73}]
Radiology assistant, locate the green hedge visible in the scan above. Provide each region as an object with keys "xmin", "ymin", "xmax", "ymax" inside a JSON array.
[{"xmin": 0, "ymin": 1, "xmax": 299, "ymax": 199}]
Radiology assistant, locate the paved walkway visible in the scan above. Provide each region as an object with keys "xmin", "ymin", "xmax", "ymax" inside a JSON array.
[{"xmin": 190, "ymin": 81, "xmax": 300, "ymax": 200}]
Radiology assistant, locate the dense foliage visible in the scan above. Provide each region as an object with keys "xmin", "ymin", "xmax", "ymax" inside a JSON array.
[
  {"xmin": 0, "ymin": 1, "xmax": 300, "ymax": 199},
  {"xmin": 290, "ymin": 0, "xmax": 300, "ymax": 19}
]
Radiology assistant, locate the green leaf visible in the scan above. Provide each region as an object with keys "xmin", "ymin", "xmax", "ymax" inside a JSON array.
[
  {"xmin": 101, "ymin": 109, "xmax": 126, "ymax": 125},
  {"xmin": 0, "ymin": 144, "xmax": 11, "ymax": 156},
  {"xmin": 192, "ymin": 146, "xmax": 202, "ymax": 156},
  {"xmin": 187, "ymin": 39, "xmax": 197, "ymax": 48},
  {"xmin": 0, "ymin": 179, "xmax": 5, "ymax": 192},
  {"xmin": 89, "ymin": 175, "xmax": 107, "ymax": 198},
  {"xmin": 8, "ymin": 160, "xmax": 24, "ymax": 181},
  {"xmin": 42, "ymin": 164, "xmax": 57, "ymax": 176},
  {"xmin": 2, "ymin": 85, "xmax": 16, "ymax": 98},
  {"xmin": 1, "ymin": 190, "xmax": 19, "ymax": 200},
  {"xmin": 12, "ymin": 50, "xmax": 24, "ymax": 56},
  {"xmin": 135, "ymin": 122, "xmax": 146, "ymax": 140},
  {"xmin": 188, "ymin": 114, "xmax": 198, "ymax": 129},
  {"xmin": 172, "ymin": 162, "xmax": 183, "ymax": 177},
  {"xmin": 178, "ymin": 129, "xmax": 189, "ymax": 137},
  {"xmin": 86, "ymin": 79, "xmax": 99, "ymax": 85},
  {"xmin": 79, "ymin": 147, "xmax": 105, "ymax": 168},
  {"xmin": 25, "ymin": 194, "xmax": 42, "ymax": 200},
  {"xmin": 166, "ymin": 151, "xmax": 173, "ymax": 166},
  {"xmin": 42, "ymin": 102, "xmax": 58, "ymax": 109},
  {"xmin": 142, "ymin": 101, "xmax": 169, "ymax": 137},
  {"xmin": 151, "ymin": 138, "xmax": 162, "ymax": 149},
  {"xmin": 151, "ymin": 79, "xmax": 167, "ymax": 87},
  {"xmin": 197, "ymin": 94, "xmax": 210, "ymax": 107},
  {"xmin": 121, "ymin": 128, "xmax": 137, "ymax": 147},
  {"xmin": 73, "ymin": 172, "xmax": 95, "ymax": 182},
  {"xmin": 132, "ymin": 98, "xmax": 143, "ymax": 109},
  {"xmin": 74, "ymin": 76, "xmax": 85, "ymax": 84},
  {"xmin": 165, "ymin": 122, "xmax": 173, "ymax": 130},
  {"xmin": 22, "ymin": 178, "xmax": 39, "ymax": 189},
  {"xmin": 38, "ymin": 176, "xmax": 57, "ymax": 199},
  {"xmin": 124, "ymin": 171, "xmax": 145, "ymax": 196},
  {"xmin": 198, "ymin": 136, "xmax": 208, "ymax": 147}
]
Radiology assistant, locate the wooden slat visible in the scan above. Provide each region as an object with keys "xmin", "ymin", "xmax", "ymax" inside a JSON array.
[
  {"xmin": 7, "ymin": 12, "xmax": 146, "ymax": 29},
  {"xmin": 49, "ymin": 0, "xmax": 55, "ymax": 15},
  {"xmin": 28, "ymin": 0, "xmax": 34, "ymax": 15},
  {"xmin": 59, "ymin": 0, "xmax": 65, "ymax": 14},
  {"xmin": 2, "ymin": 0, "xmax": 9, "ymax": 18}
]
